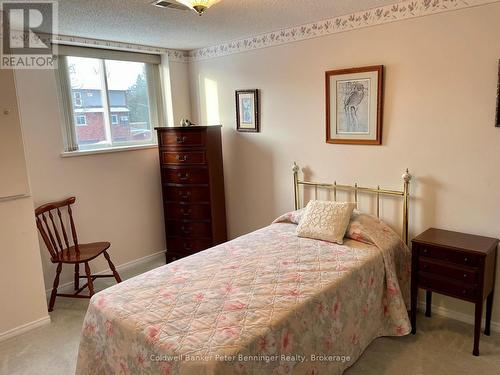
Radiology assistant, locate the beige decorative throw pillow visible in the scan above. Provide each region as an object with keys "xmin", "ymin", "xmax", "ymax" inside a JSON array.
[{"xmin": 296, "ymin": 200, "xmax": 357, "ymax": 244}]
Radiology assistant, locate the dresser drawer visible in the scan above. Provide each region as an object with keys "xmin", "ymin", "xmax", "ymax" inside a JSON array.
[
  {"xmin": 166, "ymin": 251, "xmax": 184, "ymax": 263},
  {"xmin": 160, "ymin": 151, "xmax": 206, "ymax": 165},
  {"xmin": 167, "ymin": 238, "xmax": 212, "ymax": 253},
  {"xmin": 165, "ymin": 203, "xmax": 212, "ymax": 220},
  {"xmin": 164, "ymin": 186, "xmax": 210, "ymax": 203},
  {"xmin": 418, "ymin": 245, "xmax": 482, "ymax": 267},
  {"xmin": 419, "ymin": 258, "xmax": 478, "ymax": 284},
  {"xmin": 159, "ymin": 130, "xmax": 205, "ymax": 148},
  {"xmin": 419, "ymin": 272, "xmax": 478, "ymax": 300},
  {"xmin": 162, "ymin": 167, "xmax": 209, "ymax": 184},
  {"xmin": 166, "ymin": 221, "xmax": 212, "ymax": 239}
]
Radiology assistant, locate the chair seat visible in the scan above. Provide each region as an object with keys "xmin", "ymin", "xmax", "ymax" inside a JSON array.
[{"xmin": 51, "ymin": 242, "xmax": 111, "ymax": 264}]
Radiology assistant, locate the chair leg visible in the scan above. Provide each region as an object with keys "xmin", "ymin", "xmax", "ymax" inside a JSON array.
[
  {"xmin": 84, "ymin": 262, "xmax": 95, "ymax": 297},
  {"xmin": 49, "ymin": 263, "xmax": 62, "ymax": 312},
  {"xmin": 103, "ymin": 251, "xmax": 122, "ymax": 283},
  {"xmin": 74, "ymin": 263, "xmax": 80, "ymax": 291}
]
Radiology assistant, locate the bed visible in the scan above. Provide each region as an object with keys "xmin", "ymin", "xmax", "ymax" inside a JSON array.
[{"xmin": 76, "ymin": 164, "xmax": 413, "ymax": 375}]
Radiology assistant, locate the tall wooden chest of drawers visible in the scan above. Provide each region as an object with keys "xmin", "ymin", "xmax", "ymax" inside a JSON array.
[{"xmin": 156, "ymin": 126, "xmax": 227, "ymax": 263}]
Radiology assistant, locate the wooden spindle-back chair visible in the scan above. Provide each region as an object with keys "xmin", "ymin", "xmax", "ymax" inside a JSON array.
[{"xmin": 35, "ymin": 197, "xmax": 121, "ymax": 311}]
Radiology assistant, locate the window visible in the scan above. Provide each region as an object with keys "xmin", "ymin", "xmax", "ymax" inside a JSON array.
[
  {"xmin": 74, "ymin": 92, "xmax": 82, "ymax": 107},
  {"xmin": 75, "ymin": 115, "xmax": 87, "ymax": 126},
  {"xmin": 57, "ymin": 45, "xmax": 164, "ymax": 152}
]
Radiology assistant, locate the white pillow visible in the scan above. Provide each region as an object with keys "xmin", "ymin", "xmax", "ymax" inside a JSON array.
[{"xmin": 296, "ymin": 200, "xmax": 356, "ymax": 244}]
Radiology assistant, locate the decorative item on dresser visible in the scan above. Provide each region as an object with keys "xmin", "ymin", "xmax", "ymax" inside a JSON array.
[
  {"xmin": 411, "ymin": 228, "xmax": 499, "ymax": 356},
  {"xmin": 155, "ymin": 125, "xmax": 227, "ymax": 263}
]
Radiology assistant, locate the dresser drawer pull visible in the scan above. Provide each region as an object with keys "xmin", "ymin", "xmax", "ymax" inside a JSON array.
[
  {"xmin": 180, "ymin": 208, "xmax": 192, "ymax": 216},
  {"xmin": 463, "ymin": 273, "xmax": 468, "ymax": 279},
  {"xmin": 176, "ymin": 154, "xmax": 188, "ymax": 162},
  {"xmin": 462, "ymin": 289, "xmax": 468, "ymax": 295},
  {"xmin": 184, "ymin": 243, "xmax": 192, "ymax": 251},
  {"xmin": 464, "ymin": 257, "xmax": 468, "ymax": 263},
  {"xmin": 176, "ymin": 136, "xmax": 187, "ymax": 144},
  {"xmin": 181, "ymin": 226, "xmax": 191, "ymax": 235},
  {"xmin": 177, "ymin": 172, "xmax": 190, "ymax": 181},
  {"xmin": 423, "ymin": 248, "xmax": 428, "ymax": 254},
  {"xmin": 422, "ymin": 264, "xmax": 429, "ymax": 270},
  {"xmin": 179, "ymin": 191, "xmax": 192, "ymax": 200}
]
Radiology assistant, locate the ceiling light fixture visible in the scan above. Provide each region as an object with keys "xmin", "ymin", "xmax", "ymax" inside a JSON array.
[{"xmin": 175, "ymin": 0, "xmax": 220, "ymax": 16}]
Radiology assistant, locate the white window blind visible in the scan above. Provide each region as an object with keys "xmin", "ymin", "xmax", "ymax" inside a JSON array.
[{"xmin": 57, "ymin": 45, "xmax": 161, "ymax": 65}]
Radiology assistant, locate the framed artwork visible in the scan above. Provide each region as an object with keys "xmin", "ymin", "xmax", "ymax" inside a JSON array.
[
  {"xmin": 496, "ymin": 60, "xmax": 500, "ymax": 127},
  {"xmin": 326, "ymin": 65, "xmax": 384, "ymax": 145},
  {"xmin": 236, "ymin": 89, "xmax": 259, "ymax": 132}
]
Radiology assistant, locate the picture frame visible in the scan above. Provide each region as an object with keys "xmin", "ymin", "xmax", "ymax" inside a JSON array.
[
  {"xmin": 326, "ymin": 65, "xmax": 384, "ymax": 145},
  {"xmin": 496, "ymin": 60, "xmax": 500, "ymax": 127},
  {"xmin": 236, "ymin": 89, "xmax": 259, "ymax": 132}
]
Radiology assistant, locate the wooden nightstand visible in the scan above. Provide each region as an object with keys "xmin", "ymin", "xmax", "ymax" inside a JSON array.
[{"xmin": 411, "ymin": 228, "xmax": 498, "ymax": 356}]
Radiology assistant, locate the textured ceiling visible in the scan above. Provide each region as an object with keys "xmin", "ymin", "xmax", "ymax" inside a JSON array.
[{"xmin": 57, "ymin": 0, "xmax": 398, "ymax": 50}]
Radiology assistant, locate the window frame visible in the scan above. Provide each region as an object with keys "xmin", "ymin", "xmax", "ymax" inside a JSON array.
[
  {"xmin": 73, "ymin": 92, "xmax": 82, "ymax": 107},
  {"xmin": 75, "ymin": 115, "xmax": 87, "ymax": 126},
  {"xmin": 56, "ymin": 46, "xmax": 165, "ymax": 154},
  {"xmin": 111, "ymin": 114, "xmax": 119, "ymax": 125}
]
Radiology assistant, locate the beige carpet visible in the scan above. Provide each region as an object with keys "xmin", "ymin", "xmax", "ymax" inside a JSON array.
[{"xmin": 1, "ymin": 257, "xmax": 499, "ymax": 375}]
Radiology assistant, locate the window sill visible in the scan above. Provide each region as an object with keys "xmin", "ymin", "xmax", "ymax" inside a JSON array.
[{"xmin": 60, "ymin": 143, "xmax": 158, "ymax": 158}]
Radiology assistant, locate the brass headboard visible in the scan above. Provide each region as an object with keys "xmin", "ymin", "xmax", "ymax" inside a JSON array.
[{"xmin": 292, "ymin": 162, "xmax": 412, "ymax": 245}]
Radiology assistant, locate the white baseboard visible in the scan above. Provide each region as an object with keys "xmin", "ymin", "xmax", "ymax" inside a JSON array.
[
  {"xmin": 45, "ymin": 249, "xmax": 166, "ymax": 297},
  {"xmin": 0, "ymin": 315, "xmax": 51, "ymax": 343},
  {"xmin": 418, "ymin": 301, "xmax": 500, "ymax": 333}
]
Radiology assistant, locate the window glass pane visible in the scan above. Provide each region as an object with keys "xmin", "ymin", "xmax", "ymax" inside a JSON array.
[
  {"xmin": 104, "ymin": 60, "xmax": 153, "ymax": 144},
  {"xmin": 67, "ymin": 57, "xmax": 110, "ymax": 148}
]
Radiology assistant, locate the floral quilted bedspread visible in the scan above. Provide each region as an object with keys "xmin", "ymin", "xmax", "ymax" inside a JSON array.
[{"xmin": 76, "ymin": 212, "xmax": 411, "ymax": 375}]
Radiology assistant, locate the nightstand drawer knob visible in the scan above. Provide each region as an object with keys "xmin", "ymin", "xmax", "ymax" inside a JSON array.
[
  {"xmin": 463, "ymin": 273, "xmax": 468, "ymax": 278},
  {"xmin": 423, "ymin": 249, "xmax": 428, "ymax": 254}
]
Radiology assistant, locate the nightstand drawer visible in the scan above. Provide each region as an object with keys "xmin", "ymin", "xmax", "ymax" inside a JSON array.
[
  {"xmin": 419, "ymin": 272, "xmax": 478, "ymax": 300},
  {"xmin": 419, "ymin": 258, "xmax": 478, "ymax": 283},
  {"xmin": 419, "ymin": 245, "xmax": 481, "ymax": 267}
]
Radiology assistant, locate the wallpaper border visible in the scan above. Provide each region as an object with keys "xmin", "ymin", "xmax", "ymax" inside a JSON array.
[
  {"xmin": 47, "ymin": 0, "xmax": 499, "ymax": 63},
  {"xmin": 189, "ymin": 0, "xmax": 500, "ymax": 61}
]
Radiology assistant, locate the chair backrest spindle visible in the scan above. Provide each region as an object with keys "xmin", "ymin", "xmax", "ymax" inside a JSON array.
[
  {"xmin": 41, "ymin": 213, "xmax": 59, "ymax": 256},
  {"xmin": 68, "ymin": 204, "xmax": 79, "ymax": 252},
  {"xmin": 48, "ymin": 211, "xmax": 64, "ymax": 254},
  {"xmin": 35, "ymin": 197, "xmax": 78, "ymax": 260},
  {"xmin": 57, "ymin": 208, "xmax": 70, "ymax": 249},
  {"xmin": 36, "ymin": 216, "xmax": 57, "ymax": 258}
]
